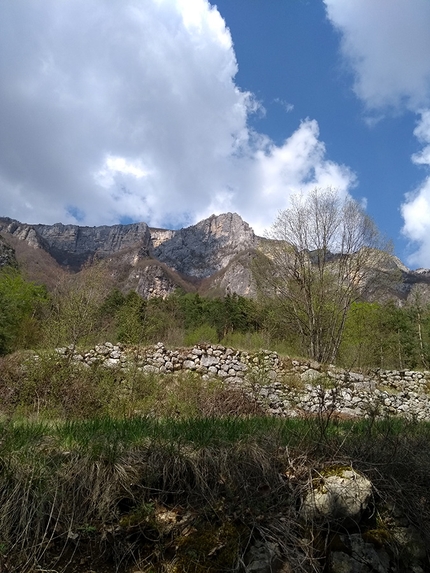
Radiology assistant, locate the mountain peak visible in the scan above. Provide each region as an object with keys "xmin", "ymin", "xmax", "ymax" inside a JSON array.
[{"xmin": 0, "ymin": 213, "xmax": 259, "ymax": 296}]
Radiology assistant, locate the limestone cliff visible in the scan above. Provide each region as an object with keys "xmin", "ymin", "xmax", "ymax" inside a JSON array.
[
  {"xmin": 0, "ymin": 213, "xmax": 258, "ymax": 297},
  {"xmin": 34, "ymin": 221, "xmax": 152, "ymax": 270},
  {"xmin": 1, "ymin": 212, "xmax": 429, "ymax": 303},
  {"xmin": 152, "ymin": 212, "xmax": 257, "ymax": 278},
  {"xmin": 0, "ymin": 235, "xmax": 17, "ymax": 268},
  {"xmin": 0, "ymin": 217, "xmax": 152, "ymax": 271}
]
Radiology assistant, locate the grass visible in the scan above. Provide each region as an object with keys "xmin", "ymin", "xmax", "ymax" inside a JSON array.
[
  {"xmin": 1, "ymin": 350, "xmax": 430, "ymax": 571},
  {"xmin": 0, "ymin": 415, "xmax": 430, "ymax": 571},
  {"xmin": 0, "ymin": 350, "xmax": 264, "ymax": 420}
]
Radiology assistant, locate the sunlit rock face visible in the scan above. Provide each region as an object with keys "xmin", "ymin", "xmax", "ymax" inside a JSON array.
[
  {"xmin": 3, "ymin": 211, "xmax": 430, "ymax": 302},
  {"xmin": 152, "ymin": 212, "xmax": 257, "ymax": 278},
  {"xmin": 0, "ymin": 213, "xmax": 258, "ymax": 297}
]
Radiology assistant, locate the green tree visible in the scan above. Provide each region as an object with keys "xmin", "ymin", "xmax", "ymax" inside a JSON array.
[
  {"xmin": 0, "ymin": 268, "xmax": 47, "ymax": 354},
  {"xmin": 42, "ymin": 264, "xmax": 113, "ymax": 348},
  {"xmin": 255, "ymin": 187, "xmax": 392, "ymax": 364},
  {"xmin": 115, "ymin": 291, "xmax": 147, "ymax": 344},
  {"xmin": 340, "ymin": 302, "xmax": 393, "ymax": 369},
  {"xmin": 406, "ymin": 291, "xmax": 430, "ymax": 369}
]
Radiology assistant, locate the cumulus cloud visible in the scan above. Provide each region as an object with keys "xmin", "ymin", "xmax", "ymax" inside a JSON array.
[
  {"xmin": 324, "ymin": 0, "xmax": 430, "ymax": 266},
  {"xmin": 0, "ymin": 0, "xmax": 354, "ymax": 233},
  {"xmin": 324, "ymin": 0, "xmax": 430, "ymax": 112},
  {"xmin": 232, "ymin": 120, "xmax": 355, "ymax": 234},
  {"xmin": 401, "ymin": 111, "xmax": 430, "ymax": 266}
]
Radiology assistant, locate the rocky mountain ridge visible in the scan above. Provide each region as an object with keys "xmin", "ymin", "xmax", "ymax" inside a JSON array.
[
  {"xmin": 0, "ymin": 213, "xmax": 429, "ymax": 302},
  {"xmin": 0, "ymin": 213, "xmax": 259, "ymax": 296},
  {"xmin": 0, "ymin": 235, "xmax": 17, "ymax": 268}
]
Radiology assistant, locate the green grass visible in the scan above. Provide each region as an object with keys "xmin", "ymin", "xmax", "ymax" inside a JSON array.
[
  {"xmin": 0, "ymin": 415, "xmax": 430, "ymax": 571},
  {"xmin": 2, "ymin": 414, "xmax": 430, "ymax": 457},
  {"xmin": 2, "ymin": 350, "xmax": 430, "ymax": 571}
]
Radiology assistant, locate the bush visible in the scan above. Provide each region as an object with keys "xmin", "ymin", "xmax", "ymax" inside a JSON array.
[
  {"xmin": 0, "ymin": 268, "xmax": 47, "ymax": 355},
  {"xmin": 184, "ymin": 324, "xmax": 218, "ymax": 346}
]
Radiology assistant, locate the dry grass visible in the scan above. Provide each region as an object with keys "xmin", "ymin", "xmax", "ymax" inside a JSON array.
[
  {"xmin": 0, "ymin": 352, "xmax": 264, "ymax": 420},
  {"xmin": 0, "ymin": 415, "xmax": 429, "ymax": 571},
  {"xmin": 1, "ymin": 353, "xmax": 430, "ymax": 571}
]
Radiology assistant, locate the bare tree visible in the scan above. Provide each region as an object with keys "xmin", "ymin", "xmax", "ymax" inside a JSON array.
[{"xmin": 255, "ymin": 187, "xmax": 393, "ymax": 364}]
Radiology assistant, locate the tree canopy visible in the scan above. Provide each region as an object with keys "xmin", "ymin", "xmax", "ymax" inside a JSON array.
[{"xmin": 255, "ymin": 187, "xmax": 393, "ymax": 363}]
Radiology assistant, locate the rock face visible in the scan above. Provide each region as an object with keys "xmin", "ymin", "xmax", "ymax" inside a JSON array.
[
  {"xmin": 0, "ymin": 213, "xmax": 258, "ymax": 297},
  {"xmin": 0, "ymin": 235, "xmax": 17, "ymax": 268},
  {"xmin": 33, "ymin": 221, "xmax": 152, "ymax": 271},
  {"xmin": 2, "ymin": 212, "xmax": 430, "ymax": 302},
  {"xmin": 129, "ymin": 263, "xmax": 180, "ymax": 299},
  {"xmin": 152, "ymin": 212, "xmax": 257, "ymax": 278}
]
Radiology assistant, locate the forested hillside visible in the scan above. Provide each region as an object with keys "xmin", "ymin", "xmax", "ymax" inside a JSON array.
[
  {"xmin": 2, "ymin": 190, "xmax": 430, "ymax": 369},
  {"xmin": 2, "ymin": 261, "xmax": 430, "ymax": 370}
]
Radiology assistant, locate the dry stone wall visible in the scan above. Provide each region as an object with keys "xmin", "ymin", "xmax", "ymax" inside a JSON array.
[{"xmin": 57, "ymin": 342, "xmax": 430, "ymax": 421}]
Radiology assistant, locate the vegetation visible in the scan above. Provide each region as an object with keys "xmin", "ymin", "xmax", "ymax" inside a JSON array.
[
  {"xmin": 0, "ymin": 409, "xmax": 429, "ymax": 571},
  {"xmin": 3, "ymin": 261, "xmax": 430, "ymax": 369},
  {"xmin": 2, "ymin": 205, "xmax": 430, "ymax": 570},
  {"xmin": 254, "ymin": 188, "xmax": 392, "ymax": 364},
  {"xmin": 0, "ymin": 267, "xmax": 47, "ymax": 355}
]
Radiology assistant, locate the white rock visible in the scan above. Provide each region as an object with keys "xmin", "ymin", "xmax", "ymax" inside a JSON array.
[
  {"xmin": 200, "ymin": 355, "xmax": 219, "ymax": 367},
  {"xmin": 183, "ymin": 360, "xmax": 196, "ymax": 370},
  {"xmin": 143, "ymin": 365, "xmax": 159, "ymax": 373},
  {"xmin": 300, "ymin": 369, "xmax": 321, "ymax": 382},
  {"xmin": 301, "ymin": 467, "xmax": 372, "ymax": 523}
]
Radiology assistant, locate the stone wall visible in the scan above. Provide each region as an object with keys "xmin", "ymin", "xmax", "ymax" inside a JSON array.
[{"xmin": 57, "ymin": 342, "xmax": 430, "ymax": 421}]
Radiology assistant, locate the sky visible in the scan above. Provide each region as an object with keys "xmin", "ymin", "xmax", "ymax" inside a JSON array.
[{"xmin": 1, "ymin": 1, "xmax": 430, "ymax": 268}]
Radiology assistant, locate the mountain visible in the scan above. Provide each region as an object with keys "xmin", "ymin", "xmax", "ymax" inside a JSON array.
[
  {"xmin": 0, "ymin": 235, "xmax": 17, "ymax": 269},
  {"xmin": 0, "ymin": 213, "xmax": 259, "ymax": 297},
  {"xmin": 1, "ymin": 212, "xmax": 429, "ymax": 303}
]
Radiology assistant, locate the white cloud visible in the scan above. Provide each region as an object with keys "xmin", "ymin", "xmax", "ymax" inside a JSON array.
[
  {"xmin": 245, "ymin": 120, "xmax": 355, "ymax": 234},
  {"xmin": 401, "ymin": 112, "xmax": 430, "ymax": 265},
  {"xmin": 401, "ymin": 177, "xmax": 430, "ymax": 267},
  {"xmin": 274, "ymin": 98, "xmax": 294, "ymax": 113},
  {"xmin": 0, "ymin": 0, "xmax": 355, "ymax": 234},
  {"xmin": 324, "ymin": 0, "xmax": 430, "ymax": 112},
  {"xmin": 324, "ymin": 0, "xmax": 430, "ymax": 266},
  {"xmin": 411, "ymin": 109, "xmax": 430, "ymax": 166},
  {"xmin": 193, "ymin": 119, "xmax": 355, "ymax": 235}
]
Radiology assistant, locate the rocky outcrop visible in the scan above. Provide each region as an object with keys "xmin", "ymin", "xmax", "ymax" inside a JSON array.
[
  {"xmin": 203, "ymin": 249, "xmax": 257, "ymax": 297},
  {"xmin": 0, "ymin": 235, "xmax": 17, "ymax": 268},
  {"xmin": 33, "ymin": 221, "xmax": 152, "ymax": 270},
  {"xmin": 2, "ymin": 212, "xmax": 430, "ymax": 302},
  {"xmin": 56, "ymin": 342, "xmax": 430, "ymax": 421},
  {"xmin": 0, "ymin": 217, "xmax": 152, "ymax": 271},
  {"xmin": 0, "ymin": 213, "xmax": 257, "ymax": 296},
  {"xmin": 131, "ymin": 263, "xmax": 180, "ymax": 299},
  {"xmin": 152, "ymin": 212, "xmax": 257, "ymax": 278}
]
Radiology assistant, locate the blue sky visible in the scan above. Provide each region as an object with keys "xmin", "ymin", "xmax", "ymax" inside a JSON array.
[
  {"xmin": 1, "ymin": 0, "xmax": 430, "ymax": 267},
  {"xmin": 214, "ymin": 0, "xmax": 429, "ymax": 266}
]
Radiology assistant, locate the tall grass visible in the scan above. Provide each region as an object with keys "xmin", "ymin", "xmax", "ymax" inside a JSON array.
[
  {"xmin": 0, "ymin": 416, "xmax": 430, "ymax": 571},
  {"xmin": 1, "ymin": 351, "xmax": 430, "ymax": 571},
  {"xmin": 0, "ymin": 350, "xmax": 264, "ymax": 421}
]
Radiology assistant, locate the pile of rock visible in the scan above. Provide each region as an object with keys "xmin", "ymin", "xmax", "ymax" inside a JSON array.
[
  {"xmin": 55, "ymin": 342, "xmax": 430, "ymax": 421},
  {"xmin": 56, "ymin": 342, "xmax": 281, "ymax": 383}
]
